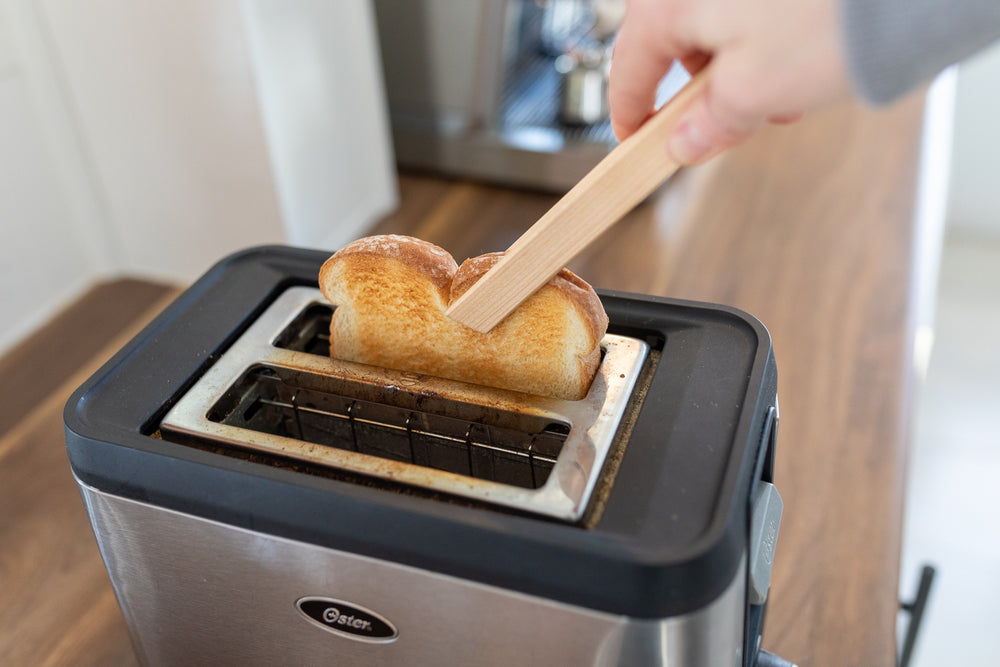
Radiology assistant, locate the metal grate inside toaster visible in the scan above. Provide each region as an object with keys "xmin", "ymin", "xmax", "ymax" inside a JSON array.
[{"xmin": 160, "ymin": 287, "xmax": 649, "ymax": 522}]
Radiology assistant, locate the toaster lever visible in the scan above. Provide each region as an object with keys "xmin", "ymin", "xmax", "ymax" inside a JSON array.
[{"xmin": 749, "ymin": 481, "xmax": 783, "ymax": 605}]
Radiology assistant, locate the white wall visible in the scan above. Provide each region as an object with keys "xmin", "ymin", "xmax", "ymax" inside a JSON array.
[
  {"xmin": 243, "ymin": 0, "xmax": 397, "ymax": 250},
  {"xmin": 37, "ymin": 0, "xmax": 288, "ymax": 283},
  {"xmin": 947, "ymin": 42, "xmax": 1000, "ymax": 240},
  {"xmin": 0, "ymin": 0, "xmax": 397, "ymax": 355},
  {"xmin": 0, "ymin": 0, "xmax": 94, "ymax": 353}
]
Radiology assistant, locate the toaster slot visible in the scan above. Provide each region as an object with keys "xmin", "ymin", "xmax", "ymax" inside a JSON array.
[
  {"xmin": 159, "ymin": 286, "xmax": 649, "ymax": 522},
  {"xmin": 207, "ymin": 365, "xmax": 567, "ymax": 489},
  {"xmin": 272, "ymin": 304, "xmax": 330, "ymax": 356}
]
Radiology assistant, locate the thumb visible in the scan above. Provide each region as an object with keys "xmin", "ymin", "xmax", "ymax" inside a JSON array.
[{"xmin": 667, "ymin": 83, "xmax": 761, "ymax": 165}]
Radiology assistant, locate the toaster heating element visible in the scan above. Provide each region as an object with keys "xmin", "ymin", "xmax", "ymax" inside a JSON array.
[{"xmin": 65, "ymin": 246, "xmax": 787, "ymax": 667}]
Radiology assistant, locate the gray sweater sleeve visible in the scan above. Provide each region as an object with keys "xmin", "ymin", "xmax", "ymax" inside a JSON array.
[{"xmin": 841, "ymin": 0, "xmax": 1000, "ymax": 104}]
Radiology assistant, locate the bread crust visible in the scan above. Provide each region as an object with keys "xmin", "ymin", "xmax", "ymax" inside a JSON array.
[
  {"xmin": 321, "ymin": 234, "xmax": 458, "ymax": 291},
  {"xmin": 319, "ymin": 235, "xmax": 608, "ymax": 400}
]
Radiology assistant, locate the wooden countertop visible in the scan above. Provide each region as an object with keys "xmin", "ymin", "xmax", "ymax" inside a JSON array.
[
  {"xmin": 0, "ymin": 93, "xmax": 926, "ymax": 665},
  {"xmin": 373, "ymin": 95, "xmax": 926, "ymax": 666}
]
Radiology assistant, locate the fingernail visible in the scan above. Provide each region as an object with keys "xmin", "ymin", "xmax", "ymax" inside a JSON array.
[{"xmin": 668, "ymin": 117, "xmax": 714, "ymax": 165}]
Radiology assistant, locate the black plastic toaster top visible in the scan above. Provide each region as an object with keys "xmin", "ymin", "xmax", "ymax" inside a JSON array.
[{"xmin": 65, "ymin": 245, "xmax": 777, "ymax": 619}]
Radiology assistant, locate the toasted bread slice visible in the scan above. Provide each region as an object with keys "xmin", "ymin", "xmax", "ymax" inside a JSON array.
[{"xmin": 319, "ymin": 235, "xmax": 607, "ymax": 400}]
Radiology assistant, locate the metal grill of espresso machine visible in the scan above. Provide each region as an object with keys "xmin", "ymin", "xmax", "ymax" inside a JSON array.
[{"xmin": 65, "ymin": 246, "xmax": 786, "ymax": 666}]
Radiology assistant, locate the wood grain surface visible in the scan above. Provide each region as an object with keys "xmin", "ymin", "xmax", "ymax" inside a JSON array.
[
  {"xmin": 0, "ymin": 282, "xmax": 179, "ymax": 666},
  {"xmin": 0, "ymin": 92, "xmax": 925, "ymax": 666}
]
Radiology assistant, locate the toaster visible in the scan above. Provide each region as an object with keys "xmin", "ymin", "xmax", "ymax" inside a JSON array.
[{"xmin": 65, "ymin": 246, "xmax": 786, "ymax": 666}]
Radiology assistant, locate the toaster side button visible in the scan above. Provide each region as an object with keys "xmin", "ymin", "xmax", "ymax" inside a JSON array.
[{"xmin": 749, "ymin": 481, "xmax": 783, "ymax": 605}]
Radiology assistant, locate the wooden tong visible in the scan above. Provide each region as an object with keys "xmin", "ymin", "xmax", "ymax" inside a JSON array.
[{"xmin": 446, "ymin": 71, "xmax": 708, "ymax": 333}]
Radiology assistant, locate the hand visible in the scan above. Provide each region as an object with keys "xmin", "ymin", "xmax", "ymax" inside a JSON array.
[{"xmin": 609, "ymin": 0, "xmax": 852, "ymax": 164}]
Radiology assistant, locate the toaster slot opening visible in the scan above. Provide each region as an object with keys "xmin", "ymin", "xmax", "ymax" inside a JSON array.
[
  {"xmin": 207, "ymin": 365, "xmax": 568, "ymax": 489},
  {"xmin": 273, "ymin": 304, "xmax": 331, "ymax": 356},
  {"xmin": 159, "ymin": 286, "xmax": 650, "ymax": 522}
]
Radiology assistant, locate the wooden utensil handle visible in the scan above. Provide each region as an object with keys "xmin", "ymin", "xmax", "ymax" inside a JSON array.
[{"xmin": 446, "ymin": 70, "xmax": 709, "ymax": 333}]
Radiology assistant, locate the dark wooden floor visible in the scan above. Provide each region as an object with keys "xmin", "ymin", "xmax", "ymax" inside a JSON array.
[
  {"xmin": 0, "ymin": 91, "xmax": 927, "ymax": 666},
  {"xmin": 0, "ymin": 281, "xmax": 178, "ymax": 666}
]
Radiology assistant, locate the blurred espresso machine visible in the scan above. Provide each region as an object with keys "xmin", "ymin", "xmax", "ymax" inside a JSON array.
[{"xmin": 372, "ymin": 0, "xmax": 687, "ymax": 192}]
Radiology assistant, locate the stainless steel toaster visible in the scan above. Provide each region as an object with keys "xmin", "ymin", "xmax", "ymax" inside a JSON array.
[{"xmin": 65, "ymin": 246, "xmax": 787, "ymax": 666}]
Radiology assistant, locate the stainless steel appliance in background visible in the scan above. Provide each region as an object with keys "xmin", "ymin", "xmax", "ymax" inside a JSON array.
[
  {"xmin": 372, "ymin": 0, "xmax": 688, "ymax": 191},
  {"xmin": 65, "ymin": 247, "xmax": 795, "ymax": 666}
]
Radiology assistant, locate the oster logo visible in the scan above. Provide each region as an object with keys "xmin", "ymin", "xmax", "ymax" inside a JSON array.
[{"xmin": 296, "ymin": 597, "xmax": 398, "ymax": 643}]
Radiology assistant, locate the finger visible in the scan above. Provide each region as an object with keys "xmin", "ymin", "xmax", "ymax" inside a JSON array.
[
  {"xmin": 608, "ymin": 9, "xmax": 679, "ymax": 140},
  {"xmin": 666, "ymin": 85, "xmax": 760, "ymax": 165}
]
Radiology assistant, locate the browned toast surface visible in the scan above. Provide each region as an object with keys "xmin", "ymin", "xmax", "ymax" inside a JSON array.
[{"xmin": 319, "ymin": 235, "xmax": 607, "ymax": 400}]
